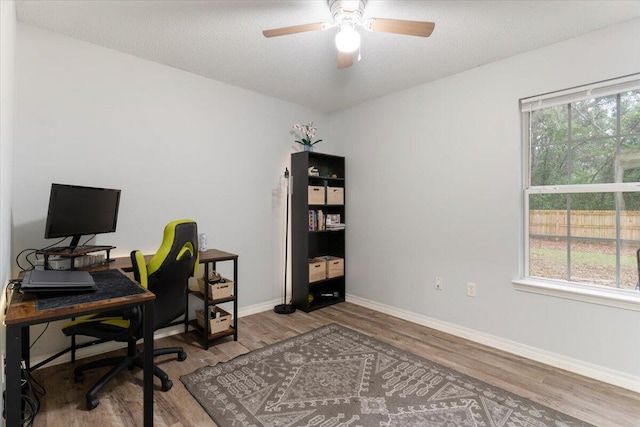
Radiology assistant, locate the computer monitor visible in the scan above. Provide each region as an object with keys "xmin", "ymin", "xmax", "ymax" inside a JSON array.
[{"xmin": 44, "ymin": 183, "xmax": 121, "ymax": 251}]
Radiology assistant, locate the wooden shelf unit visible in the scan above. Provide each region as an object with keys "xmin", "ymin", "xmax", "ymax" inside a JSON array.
[
  {"xmin": 185, "ymin": 249, "xmax": 238, "ymax": 349},
  {"xmin": 291, "ymin": 152, "xmax": 345, "ymax": 312}
]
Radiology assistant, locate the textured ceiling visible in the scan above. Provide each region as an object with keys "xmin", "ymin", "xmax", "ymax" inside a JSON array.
[{"xmin": 15, "ymin": 0, "xmax": 640, "ymax": 112}]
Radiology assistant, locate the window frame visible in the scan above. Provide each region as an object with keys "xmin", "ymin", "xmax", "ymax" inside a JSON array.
[{"xmin": 515, "ymin": 75, "xmax": 640, "ymax": 311}]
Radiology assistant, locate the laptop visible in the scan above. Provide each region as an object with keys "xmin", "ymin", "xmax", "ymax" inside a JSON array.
[{"xmin": 21, "ymin": 270, "xmax": 97, "ymax": 293}]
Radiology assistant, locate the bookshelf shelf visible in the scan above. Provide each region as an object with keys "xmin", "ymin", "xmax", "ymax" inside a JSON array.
[{"xmin": 291, "ymin": 152, "xmax": 345, "ymax": 312}]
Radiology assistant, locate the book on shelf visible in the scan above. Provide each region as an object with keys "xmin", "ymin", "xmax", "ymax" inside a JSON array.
[
  {"xmin": 326, "ymin": 223, "xmax": 345, "ymax": 230},
  {"xmin": 308, "ymin": 209, "xmax": 326, "ymax": 231},
  {"xmin": 308, "ymin": 210, "xmax": 344, "ymax": 231},
  {"xmin": 326, "ymin": 214, "xmax": 341, "ymax": 226},
  {"xmin": 325, "ymin": 213, "xmax": 344, "ymax": 230}
]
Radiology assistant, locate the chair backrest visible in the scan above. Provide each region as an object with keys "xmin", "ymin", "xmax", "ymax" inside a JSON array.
[{"xmin": 131, "ymin": 219, "xmax": 199, "ymax": 330}]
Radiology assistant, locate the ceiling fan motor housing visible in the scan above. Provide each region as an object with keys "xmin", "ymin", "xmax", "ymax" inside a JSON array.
[{"xmin": 329, "ymin": 0, "xmax": 367, "ymax": 26}]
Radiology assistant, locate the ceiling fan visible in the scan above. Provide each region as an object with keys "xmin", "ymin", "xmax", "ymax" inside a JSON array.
[{"xmin": 262, "ymin": 0, "xmax": 435, "ymax": 69}]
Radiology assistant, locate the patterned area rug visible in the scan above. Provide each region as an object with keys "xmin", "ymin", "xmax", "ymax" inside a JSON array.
[{"xmin": 181, "ymin": 324, "xmax": 592, "ymax": 427}]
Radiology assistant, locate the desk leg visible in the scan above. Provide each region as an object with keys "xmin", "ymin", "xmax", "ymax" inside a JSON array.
[
  {"xmin": 6, "ymin": 325, "xmax": 22, "ymax": 427},
  {"xmin": 22, "ymin": 327, "xmax": 30, "ymax": 371},
  {"xmin": 143, "ymin": 301, "xmax": 154, "ymax": 427}
]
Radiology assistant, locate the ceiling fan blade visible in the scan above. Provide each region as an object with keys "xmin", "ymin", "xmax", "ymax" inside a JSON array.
[
  {"xmin": 263, "ymin": 23, "xmax": 329, "ymax": 38},
  {"xmin": 366, "ymin": 18, "xmax": 435, "ymax": 37},
  {"xmin": 338, "ymin": 51, "xmax": 354, "ymax": 69}
]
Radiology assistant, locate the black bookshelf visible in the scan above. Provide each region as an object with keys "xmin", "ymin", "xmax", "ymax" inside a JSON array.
[{"xmin": 291, "ymin": 152, "xmax": 345, "ymax": 312}]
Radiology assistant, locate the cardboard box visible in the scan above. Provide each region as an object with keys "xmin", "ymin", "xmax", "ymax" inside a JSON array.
[
  {"xmin": 195, "ymin": 306, "xmax": 232, "ymax": 334},
  {"xmin": 197, "ymin": 277, "xmax": 234, "ymax": 300},
  {"xmin": 325, "ymin": 256, "xmax": 344, "ymax": 278},
  {"xmin": 309, "ymin": 258, "xmax": 327, "ymax": 282},
  {"xmin": 326, "ymin": 187, "xmax": 344, "ymax": 205},
  {"xmin": 308, "ymin": 186, "xmax": 325, "ymax": 205}
]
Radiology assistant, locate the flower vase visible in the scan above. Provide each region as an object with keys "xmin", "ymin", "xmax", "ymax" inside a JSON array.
[{"xmin": 304, "ymin": 145, "xmax": 313, "ymax": 152}]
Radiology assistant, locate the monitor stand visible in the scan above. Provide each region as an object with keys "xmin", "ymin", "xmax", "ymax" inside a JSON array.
[
  {"xmin": 67, "ymin": 235, "xmax": 112, "ymax": 257},
  {"xmin": 68, "ymin": 235, "xmax": 82, "ymax": 253},
  {"xmin": 37, "ymin": 245, "xmax": 117, "ymax": 269}
]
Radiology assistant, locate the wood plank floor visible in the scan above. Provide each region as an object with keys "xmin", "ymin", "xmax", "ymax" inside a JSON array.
[{"xmin": 30, "ymin": 302, "xmax": 640, "ymax": 427}]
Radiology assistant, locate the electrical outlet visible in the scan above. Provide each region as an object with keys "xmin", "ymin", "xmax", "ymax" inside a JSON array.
[
  {"xmin": 435, "ymin": 277, "xmax": 443, "ymax": 290},
  {"xmin": 466, "ymin": 282, "xmax": 477, "ymax": 297}
]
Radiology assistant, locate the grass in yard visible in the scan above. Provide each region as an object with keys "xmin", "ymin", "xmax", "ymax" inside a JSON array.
[
  {"xmin": 530, "ymin": 247, "xmax": 636, "ymax": 268},
  {"xmin": 529, "ymin": 238, "xmax": 638, "ymax": 289}
]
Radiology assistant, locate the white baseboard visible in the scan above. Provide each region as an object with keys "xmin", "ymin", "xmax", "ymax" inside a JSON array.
[
  {"xmin": 29, "ymin": 299, "xmax": 281, "ymax": 369},
  {"xmin": 346, "ymin": 293, "xmax": 640, "ymax": 393},
  {"xmin": 238, "ymin": 298, "xmax": 280, "ymax": 317}
]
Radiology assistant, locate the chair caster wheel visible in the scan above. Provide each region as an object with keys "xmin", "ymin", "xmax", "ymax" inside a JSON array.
[
  {"xmin": 87, "ymin": 397, "xmax": 99, "ymax": 410},
  {"xmin": 178, "ymin": 351, "xmax": 187, "ymax": 361},
  {"xmin": 74, "ymin": 373, "xmax": 84, "ymax": 383},
  {"xmin": 161, "ymin": 379, "xmax": 173, "ymax": 392}
]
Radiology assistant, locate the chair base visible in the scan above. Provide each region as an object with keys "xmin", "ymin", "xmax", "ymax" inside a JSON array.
[{"xmin": 74, "ymin": 342, "xmax": 187, "ymax": 410}]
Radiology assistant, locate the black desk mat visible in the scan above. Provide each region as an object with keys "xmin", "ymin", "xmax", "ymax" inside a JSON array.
[{"xmin": 36, "ymin": 270, "xmax": 146, "ymax": 311}]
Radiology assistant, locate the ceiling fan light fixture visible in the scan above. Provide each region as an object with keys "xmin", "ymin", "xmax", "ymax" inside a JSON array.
[
  {"xmin": 335, "ymin": 25, "xmax": 361, "ymax": 53},
  {"xmin": 263, "ymin": 0, "xmax": 434, "ymax": 69}
]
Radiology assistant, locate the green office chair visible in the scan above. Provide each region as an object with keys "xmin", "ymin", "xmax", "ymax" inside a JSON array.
[{"xmin": 62, "ymin": 219, "xmax": 199, "ymax": 410}]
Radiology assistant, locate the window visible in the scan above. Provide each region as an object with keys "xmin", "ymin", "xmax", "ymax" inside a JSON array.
[{"xmin": 520, "ymin": 75, "xmax": 640, "ymax": 303}]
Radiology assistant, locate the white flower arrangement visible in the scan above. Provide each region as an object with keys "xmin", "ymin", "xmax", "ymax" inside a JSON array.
[{"xmin": 292, "ymin": 122, "xmax": 323, "ymax": 148}]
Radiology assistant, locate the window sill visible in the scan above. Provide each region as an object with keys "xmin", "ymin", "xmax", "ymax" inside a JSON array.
[{"xmin": 512, "ymin": 279, "xmax": 640, "ymax": 311}]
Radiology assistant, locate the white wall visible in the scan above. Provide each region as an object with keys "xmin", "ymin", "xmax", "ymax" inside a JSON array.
[
  {"xmin": 13, "ymin": 23, "xmax": 329, "ymax": 359},
  {"xmin": 11, "ymin": 11, "xmax": 640, "ymax": 391},
  {"xmin": 331, "ymin": 19, "xmax": 640, "ymax": 380},
  {"xmin": 0, "ymin": 0, "xmax": 17, "ymax": 414}
]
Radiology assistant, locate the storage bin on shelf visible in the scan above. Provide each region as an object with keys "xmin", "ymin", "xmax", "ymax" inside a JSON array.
[
  {"xmin": 197, "ymin": 275, "xmax": 234, "ymax": 299},
  {"xmin": 326, "ymin": 187, "xmax": 344, "ymax": 205},
  {"xmin": 324, "ymin": 256, "xmax": 344, "ymax": 278},
  {"xmin": 308, "ymin": 186, "xmax": 325, "ymax": 204},
  {"xmin": 195, "ymin": 306, "xmax": 232, "ymax": 334},
  {"xmin": 308, "ymin": 258, "xmax": 327, "ymax": 282}
]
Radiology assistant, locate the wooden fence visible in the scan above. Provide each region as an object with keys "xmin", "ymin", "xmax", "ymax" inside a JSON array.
[{"xmin": 530, "ymin": 210, "xmax": 640, "ymax": 241}]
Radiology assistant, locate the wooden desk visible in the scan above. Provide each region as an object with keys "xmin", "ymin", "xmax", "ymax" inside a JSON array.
[{"xmin": 4, "ymin": 271, "xmax": 155, "ymax": 427}]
